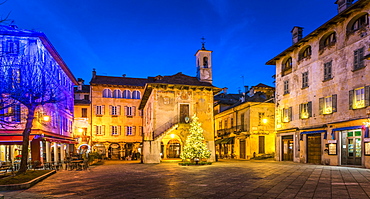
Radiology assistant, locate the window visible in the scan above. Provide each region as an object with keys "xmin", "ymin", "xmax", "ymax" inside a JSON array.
[
  {"xmin": 349, "ymin": 87, "xmax": 368, "ymax": 109},
  {"xmin": 354, "ymin": 47, "xmax": 365, "ymax": 70},
  {"xmin": 219, "ymin": 121, "xmax": 222, "ymax": 130},
  {"xmin": 282, "ymin": 107, "xmax": 292, "ymax": 123},
  {"xmin": 302, "ymin": 71, "xmax": 309, "ymax": 88},
  {"xmin": 81, "ymin": 108, "xmax": 87, "ymax": 118},
  {"xmin": 203, "ymin": 57, "xmax": 209, "ymax": 68},
  {"xmin": 126, "ymin": 126, "xmax": 136, "ymax": 136},
  {"xmin": 322, "ymin": 32, "xmax": 336, "ymax": 49},
  {"xmin": 230, "ymin": 118, "xmax": 234, "ymax": 127},
  {"xmin": 103, "ymin": 89, "xmax": 112, "ymax": 98},
  {"xmin": 110, "ymin": 105, "xmax": 120, "ymax": 116},
  {"xmin": 319, "ymin": 95, "xmax": 337, "ymax": 115},
  {"xmin": 125, "ymin": 106, "xmax": 135, "ymax": 116},
  {"xmin": 299, "ymin": 102, "xmax": 312, "ymax": 119},
  {"xmin": 139, "ymin": 126, "xmax": 143, "ymax": 135},
  {"xmin": 6, "ymin": 40, "xmax": 19, "ymax": 54},
  {"xmin": 283, "ymin": 80, "xmax": 289, "ymax": 95},
  {"xmin": 113, "ymin": 89, "xmax": 122, "ymax": 98},
  {"xmin": 95, "ymin": 105, "xmax": 104, "ymax": 115},
  {"xmin": 299, "ymin": 46, "xmax": 312, "ymax": 60},
  {"xmin": 111, "ymin": 126, "xmax": 120, "ymax": 135},
  {"xmin": 123, "ymin": 90, "xmax": 131, "ymax": 99},
  {"xmin": 224, "ymin": 119, "xmax": 228, "ymax": 129},
  {"xmin": 324, "ymin": 61, "xmax": 332, "ymax": 81},
  {"xmin": 282, "ymin": 57, "xmax": 292, "ymax": 75},
  {"xmin": 258, "ymin": 112, "xmax": 265, "ymax": 125},
  {"xmin": 132, "ymin": 90, "xmax": 141, "ymax": 99},
  {"xmin": 84, "ymin": 95, "xmax": 89, "ymax": 100},
  {"xmin": 351, "ymin": 14, "xmax": 368, "ymax": 32},
  {"xmin": 95, "ymin": 125, "xmax": 105, "ymax": 135},
  {"xmin": 139, "ymin": 109, "xmax": 143, "ymax": 117}
]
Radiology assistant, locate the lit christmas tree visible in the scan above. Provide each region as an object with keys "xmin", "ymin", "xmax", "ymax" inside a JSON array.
[{"xmin": 180, "ymin": 114, "xmax": 211, "ymax": 161}]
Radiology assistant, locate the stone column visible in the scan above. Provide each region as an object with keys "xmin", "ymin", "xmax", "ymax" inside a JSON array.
[
  {"xmin": 104, "ymin": 142, "xmax": 110, "ymax": 159},
  {"xmin": 119, "ymin": 143, "xmax": 125, "ymax": 160},
  {"xmin": 10, "ymin": 145, "xmax": 14, "ymax": 163},
  {"xmin": 163, "ymin": 144, "xmax": 167, "ymax": 159},
  {"xmin": 53, "ymin": 143, "xmax": 59, "ymax": 163},
  {"xmin": 45, "ymin": 142, "xmax": 51, "ymax": 162},
  {"xmin": 60, "ymin": 144, "xmax": 66, "ymax": 162}
]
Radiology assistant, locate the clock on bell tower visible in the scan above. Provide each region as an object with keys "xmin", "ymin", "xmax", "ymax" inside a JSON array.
[{"xmin": 195, "ymin": 38, "xmax": 213, "ymax": 84}]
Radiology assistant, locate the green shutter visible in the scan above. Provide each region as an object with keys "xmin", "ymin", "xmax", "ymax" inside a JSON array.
[
  {"xmin": 308, "ymin": 101, "xmax": 312, "ymax": 117},
  {"xmin": 349, "ymin": 90, "xmax": 354, "ymax": 110},
  {"xmin": 332, "ymin": 94, "xmax": 337, "ymax": 112},
  {"xmin": 365, "ymin": 86, "xmax": 370, "ymax": 107},
  {"xmin": 319, "ymin": 98, "xmax": 324, "ymax": 115}
]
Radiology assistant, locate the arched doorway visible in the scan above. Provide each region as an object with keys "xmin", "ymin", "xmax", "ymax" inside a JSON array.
[
  {"xmin": 109, "ymin": 143, "xmax": 120, "ymax": 160},
  {"xmin": 167, "ymin": 139, "xmax": 181, "ymax": 158}
]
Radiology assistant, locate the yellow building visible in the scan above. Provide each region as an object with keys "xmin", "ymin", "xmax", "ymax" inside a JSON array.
[
  {"xmin": 139, "ymin": 45, "xmax": 221, "ymax": 163},
  {"xmin": 214, "ymin": 84, "xmax": 275, "ymax": 160},
  {"xmin": 266, "ymin": 0, "xmax": 370, "ymax": 168},
  {"xmin": 89, "ymin": 70, "xmax": 148, "ymax": 160}
]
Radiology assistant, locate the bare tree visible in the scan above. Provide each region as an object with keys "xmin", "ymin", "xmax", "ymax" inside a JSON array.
[{"xmin": 0, "ymin": 37, "xmax": 73, "ymax": 174}]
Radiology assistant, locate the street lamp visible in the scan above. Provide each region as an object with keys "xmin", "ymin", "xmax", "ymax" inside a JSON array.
[{"xmin": 43, "ymin": 115, "xmax": 50, "ymax": 122}]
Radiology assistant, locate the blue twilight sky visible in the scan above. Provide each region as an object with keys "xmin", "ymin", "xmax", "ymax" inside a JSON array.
[{"xmin": 1, "ymin": 0, "xmax": 345, "ymax": 93}]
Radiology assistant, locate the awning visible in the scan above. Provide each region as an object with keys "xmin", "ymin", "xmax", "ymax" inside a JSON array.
[
  {"xmin": 0, "ymin": 135, "xmax": 35, "ymax": 145},
  {"xmin": 215, "ymin": 137, "xmax": 235, "ymax": 144},
  {"xmin": 300, "ymin": 130, "xmax": 326, "ymax": 135},
  {"xmin": 43, "ymin": 137, "xmax": 77, "ymax": 144},
  {"xmin": 332, "ymin": 126, "xmax": 363, "ymax": 131}
]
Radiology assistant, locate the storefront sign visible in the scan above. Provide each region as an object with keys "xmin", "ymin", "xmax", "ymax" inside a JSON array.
[
  {"xmin": 365, "ymin": 142, "xmax": 370, "ymax": 156},
  {"xmin": 111, "ymin": 144, "xmax": 119, "ymax": 149},
  {"xmin": 364, "ymin": 138, "xmax": 370, "ymax": 142},
  {"xmin": 328, "ymin": 143, "xmax": 337, "ymax": 155},
  {"xmin": 327, "ymin": 140, "xmax": 337, "ymax": 143}
]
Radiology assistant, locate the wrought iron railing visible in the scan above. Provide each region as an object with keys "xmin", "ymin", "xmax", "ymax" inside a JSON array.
[{"xmin": 153, "ymin": 115, "xmax": 179, "ymax": 139}]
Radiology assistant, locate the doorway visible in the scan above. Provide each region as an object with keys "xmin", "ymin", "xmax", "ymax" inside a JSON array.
[
  {"xmin": 167, "ymin": 139, "xmax": 181, "ymax": 158},
  {"xmin": 307, "ymin": 134, "xmax": 321, "ymax": 164},
  {"xmin": 282, "ymin": 135, "xmax": 293, "ymax": 161},
  {"xmin": 341, "ymin": 130, "xmax": 362, "ymax": 165},
  {"xmin": 240, "ymin": 140, "xmax": 246, "ymax": 159},
  {"xmin": 179, "ymin": 104, "xmax": 189, "ymax": 123}
]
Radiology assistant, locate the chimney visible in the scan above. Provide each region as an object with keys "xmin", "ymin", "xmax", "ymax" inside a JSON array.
[
  {"xmin": 92, "ymin": 68, "xmax": 96, "ymax": 79},
  {"xmin": 244, "ymin": 86, "xmax": 249, "ymax": 94},
  {"xmin": 77, "ymin": 78, "xmax": 84, "ymax": 91},
  {"xmin": 335, "ymin": 0, "xmax": 353, "ymax": 13},
  {"xmin": 223, "ymin": 87, "xmax": 228, "ymax": 94},
  {"xmin": 291, "ymin": 26, "xmax": 303, "ymax": 44}
]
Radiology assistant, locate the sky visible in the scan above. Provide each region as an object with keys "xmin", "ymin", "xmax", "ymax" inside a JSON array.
[{"xmin": 0, "ymin": 0, "xmax": 346, "ymax": 93}]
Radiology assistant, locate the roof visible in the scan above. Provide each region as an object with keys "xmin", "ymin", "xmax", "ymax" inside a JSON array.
[
  {"xmin": 266, "ymin": 0, "xmax": 369, "ymax": 65},
  {"xmin": 252, "ymin": 83, "xmax": 274, "ymax": 89},
  {"xmin": 74, "ymin": 85, "xmax": 90, "ymax": 93},
  {"xmin": 146, "ymin": 72, "xmax": 214, "ymax": 87},
  {"xmin": 90, "ymin": 75, "xmax": 149, "ymax": 87},
  {"xmin": 214, "ymin": 93, "xmax": 243, "ymax": 105},
  {"xmin": 0, "ymin": 25, "xmax": 78, "ymax": 85},
  {"xmin": 74, "ymin": 99, "xmax": 91, "ymax": 105}
]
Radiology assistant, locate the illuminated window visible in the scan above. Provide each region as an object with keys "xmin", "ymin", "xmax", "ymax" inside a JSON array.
[
  {"xmin": 299, "ymin": 102, "xmax": 311, "ymax": 119},
  {"xmin": 258, "ymin": 112, "xmax": 265, "ymax": 125},
  {"xmin": 102, "ymin": 89, "xmax": 112, "ymax": 98},
  {"xmin": 282, "ymin": 107, "xmax": 292, "ymax": 123},
  {"xmin": 283, "ymin": 80, "xmax": 289, "ymax": 95},
  {"xmin": 354, "ymin": 47, "xmax": 365, "ymax": 70},
  {"xmin": 113, "ymin": 89, "xmax": 122, "ymax": 98},
  {"xmin": 81, "ymin": 108, "xmax": 87, "ymax": 118},
  {"xmin": 123, "ymin": 90, "xmax": 131, "ymax": 99},
  {"xmin": 132, "ymin": 90, "xmax": 141, "ymax": 99},
  {"xmin": 111, "ymin": 126, "xmax": 120, "ymax": 135},
  {"xmin": 302, "ymin": 71, "xmax": 309, "ymax": 88},
  {"xmin": 319, "ymin": 95, "xmax": 337, "ymax": 114},
  {"xmin": 354, "ymin": 87, "xmax": 365, "ymax": 109},
  {"xmin": 324, "ymin": 61, "xmax": 332, "ymax": 81}
]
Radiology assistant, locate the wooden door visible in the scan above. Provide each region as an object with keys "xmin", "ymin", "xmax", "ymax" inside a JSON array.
[
  {"xmin": 179, "ymin": 104, "xmax": 189, "ymax": 123},
  {"xmin": 307, "ymin": 134, "xmax": 321, "ymax": 164}
]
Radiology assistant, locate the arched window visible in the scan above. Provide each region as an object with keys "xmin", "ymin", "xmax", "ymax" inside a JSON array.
[
  {"xmin": 113, "ymin": 89, "xmax": 122, "ymax": 98},
  {"xmin": 123, "ymin": 90, "xmax": 131, "ymax": 99},
  {"xmin": 132, "ymin": 90, "xmax": 141, "ymax": 99},
  {"xmin": 102, "ymin": 89, "xmax": 112, "ymax": 98},
  {"xmin": 320, "ymin": 32, "xmax": 336, "ymax": 50},
  {"xmin": 281, "ymin": 57, "xmax": 292, "ymax": 76},
  {"xmin": 299, "ymin": 46, "xmax": 312, "ymax": 60},
  {"xmin": 203, "ymin": 57, "xmax": 208, "ymax": 68},
  {"xmin": 348, "ymin": 13, "xmax": 368, "ymax": 33}
]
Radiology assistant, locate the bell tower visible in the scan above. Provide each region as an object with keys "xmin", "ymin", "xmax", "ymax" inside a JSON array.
[{"xmin": 195, "ymin": 38, "xmax": 213, "ymax": 84}]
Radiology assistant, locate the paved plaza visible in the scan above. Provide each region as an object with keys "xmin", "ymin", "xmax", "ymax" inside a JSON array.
[{"xmin": 2, "ymin": 159, "xmax": 370, "ymax": 199}]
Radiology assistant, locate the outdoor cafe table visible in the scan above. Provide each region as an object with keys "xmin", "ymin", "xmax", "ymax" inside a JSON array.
[{"xmin": 70, "ymin": 160, "xmax": 83, "ymax": 170}]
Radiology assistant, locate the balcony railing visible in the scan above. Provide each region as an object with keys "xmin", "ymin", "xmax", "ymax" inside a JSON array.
[{"xmin": 216, "ymin": 125, "xmax": 248, "ymax": 137}]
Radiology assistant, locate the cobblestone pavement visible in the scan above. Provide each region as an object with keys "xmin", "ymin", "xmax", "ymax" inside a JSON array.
[{"xmin": 2, "ymin": 159, "xmax": 370, "ymax": 199}]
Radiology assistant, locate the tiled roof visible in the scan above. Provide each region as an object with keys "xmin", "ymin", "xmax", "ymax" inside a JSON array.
[
  {"xmin": 74, "ymin": 99, "xmax": 91, "ymax": 105},
  {"xmin": 90, "ymin": 75, "xmax": 149, "ymax": 87},
  {"xmin": 147, "ymin": 72, "xmax": 214, "ymax": 87},
  {"xmin": 253, "ymin": 83, "xmax": 274, "ymax": 89}
]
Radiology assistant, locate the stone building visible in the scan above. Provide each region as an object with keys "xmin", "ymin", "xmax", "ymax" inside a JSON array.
[
  {"xmin": 266, "ymin": 0, "xmax": 370, "ymax": 168},
  {"xmin": 0, "ymin": 25, "xmax": 77, "ymax": 164},
  {"xmin": 89, "ymin": 70, "xmax": 148, "ymax": 160},
  {"xmin": 214, "ymin": 84, "xmax": 275, "ymax": 160},
  {"xmin": 140, "ymin": 45, "xmax": 221, "ymax": 163}
]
